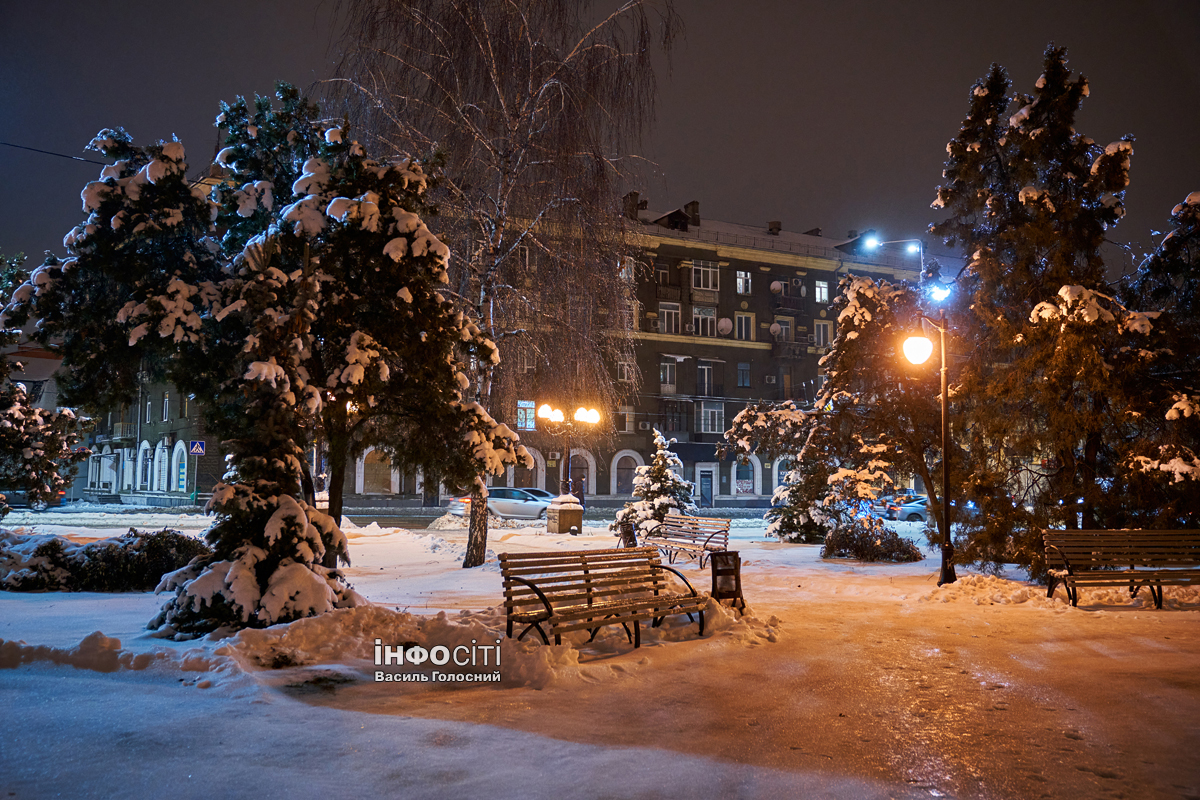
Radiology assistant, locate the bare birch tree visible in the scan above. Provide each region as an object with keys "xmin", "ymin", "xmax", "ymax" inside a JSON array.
[{"xmin": 331, "ymin": 0, "xmax": 680, "ymax": 566}]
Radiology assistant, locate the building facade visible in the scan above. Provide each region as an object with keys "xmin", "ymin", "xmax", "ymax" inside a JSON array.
[{"xmin": 76, "ymin": 200, "xmax": 921, "ymax": 512}]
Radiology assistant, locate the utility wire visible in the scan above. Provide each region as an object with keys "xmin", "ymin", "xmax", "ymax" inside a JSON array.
[{"xmin": 1, "ymin": 141, "xmax": 107, "ymax": 166}]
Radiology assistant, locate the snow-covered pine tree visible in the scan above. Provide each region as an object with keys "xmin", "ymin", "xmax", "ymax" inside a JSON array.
[
  {"xmin": 0, "ymin": 254, "xmax": 89, "ymax": 518},
  {"xmin": 3, "ymin": 85, "xmax": 529, "ymax": 633},
  {"xmin": 612, "ymin": 428, "xmax": 695, "ymax": 538},
  {"xmin": 207, "ymin": 85, "xmax": 528, "ymax": 546},
  {"xmin": 931, "ymin": 46, "xmax": 1144, "ymax": 572},
  {"xmin": 722, "ymin": 276, "xmax": 935, "ymax": 563},
  {"xmin": 764, "ymin": 426, "xmax": 834, "ymax": 544},
  {"xmin": 1118, "ymin": 192, "xmax": 1200, "ymax": 525}
]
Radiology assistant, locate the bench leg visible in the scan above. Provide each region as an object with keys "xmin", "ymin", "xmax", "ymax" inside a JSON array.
[
  {"xmin": 1150, "ymin": 582, "xmax": 1164, "ymax": 610},
  {"xmin": 1046, "ymin": 575, "xmax": 1058, "ymax": 600},
  {"xmin": 633, "ymin": 619, "xmax": 640, "ymax": 648},
  {"xmin": 697, "ymin": 608, "xmax": 705, "ymax": 637},
  {"xmin": 518, "ymin": 623, "xmax": 550, "ymax": 645}
]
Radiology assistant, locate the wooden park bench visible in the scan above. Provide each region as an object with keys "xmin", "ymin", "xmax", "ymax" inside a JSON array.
[
  {"xmin": 644, "ymin": 514, "xmax": 731, "ymax": 569},
  {"xmin": 1043, "ymin": 529, "xmax": 1200, "ymax": 609},
  {"xmin": 499, "ymin": 547, "xmax": 707, "ymax": 648}
]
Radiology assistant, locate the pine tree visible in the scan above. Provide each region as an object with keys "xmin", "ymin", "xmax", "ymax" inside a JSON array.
[
  {"xmin": 930, "ymin": 46, "xmax": 1146, "ymax": 572},
  {"xmin": 0, "ymin": 253, "xmax": 89, "ymax": 518},
  {"xmin": 612, "ymin": 429, "xmax": 695, "ymax": 538},
  {"xmin": 2, "ymin": 85, "xmax": 527, "ymax": 634},
  {"xmin": 723, "ymin": 276, "xmax": 938, "ymax": 556},
  {"xmin": 1118, "ymin": 193, "xmax": 1200, "ymax": 526}
]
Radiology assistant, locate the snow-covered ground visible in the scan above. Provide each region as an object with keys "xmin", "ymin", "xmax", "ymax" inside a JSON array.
[{"xmin": 2, "ymin": 508, "xmax": 1198, "ymax": 799}]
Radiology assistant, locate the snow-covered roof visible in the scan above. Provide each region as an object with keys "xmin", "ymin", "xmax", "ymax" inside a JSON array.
[{"xmin": 634, "ymin": 207, "xmax": 921, "ymax": 273}]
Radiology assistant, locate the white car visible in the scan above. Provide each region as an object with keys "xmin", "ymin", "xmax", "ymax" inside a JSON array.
[{"xmin": 447, "ymin": 487, "xmax": 551, "ymax": 520}]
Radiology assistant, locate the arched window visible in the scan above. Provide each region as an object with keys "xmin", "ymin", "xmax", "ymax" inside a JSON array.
[
  {"xmin": 171, "ymin": 442, "xmax": 188, "ymax": 493},
  {"xmin": 154, "ymin": 443, "xmax": 168, "ymax": 492},
  {"xmin": 362, "ymin": 449, "xmax": 396, "ymax": 494},
  {"xmin": 616, "ymin": 456, "xmax": 637, "ymax": 495},
  {"xmin": 736, "ymin": 461, "xmax": 754, "ymax": 494},
  {"xmin": 138, "ymin": 442, "xmax": 153, "ymax": 490}
]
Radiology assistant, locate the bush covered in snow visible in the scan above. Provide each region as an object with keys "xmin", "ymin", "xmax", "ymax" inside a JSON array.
[
  {"xmin": 820, "ymin": 520, "xmax": 923, "ymax": 563},
  {"xmin": 0, "ymin": 528, "xmax": 211, "ymax": 592}
]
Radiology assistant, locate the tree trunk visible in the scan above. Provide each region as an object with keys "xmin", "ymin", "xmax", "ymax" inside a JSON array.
[
  {"xmin": 462, "ymin": 481, "xmax": 489, "ymax": 568},
  {"xmin": 323, "ymin": 421, "xmax": 350, "ymax": 568}
]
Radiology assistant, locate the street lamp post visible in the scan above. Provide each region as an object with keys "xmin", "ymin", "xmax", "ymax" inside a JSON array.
[
  {"xmin": 902, "ymin": 308, "xmax": 957, "ymax": 586},
  {"xmin": 536, "ymin": 404, "xmax": 600, "ymax": 496}
]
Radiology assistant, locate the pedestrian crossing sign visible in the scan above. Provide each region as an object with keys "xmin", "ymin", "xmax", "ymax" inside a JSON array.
[{"xmin": 189, "ymin": 441, "xmax": 205, "ymax": 456}]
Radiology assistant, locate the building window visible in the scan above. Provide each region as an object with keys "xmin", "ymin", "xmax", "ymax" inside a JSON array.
[
  {"xmin": 179, "ymin": 394, "xmax": 192, "ymax": 419},
  {"xmin": 516, "ymin": 400, "xmax": 536, "ymax": 431},
  {"xmin": 692, "ymin": 260, "xmax": 719, "ymax": 291},
  {"xmin": 736, "ymin": 270, "xmax": 752, "ymax": 294},
  {"xmin": 696, "ymin": 401, "xmax": 724, "ymax": 434},
  {"xmin": 814, "ymin": 320, "xmax": 833, "ymax": 347},
  {"xmin": 145, "ymin": 399, "xmax": 152, "ymax": 424},
  {"xmin": 737, "ymin": 362, "xmax": 751, "ymax": 387},
  {"xmin": 775, "ymin": 316, "xmax": 793, "ymax": 342},
  {"xmin": 655, "ymin": 262, "xmax": 669, "ymax": 284},
  {"xmin": 620, "ymin": 405, "xmax": 634, "ymax": 433},
  {"xmin": 161, "ymin": 392, "xmax": 170, "ymax": 422},
  {"xmin": 736, "ymin": 461, "xmax": 754, "ymax": 494},
  {"xmin": 660, "ymin": 400, "xmax": 686, "ymax": 432},
  {"xmin": 693, "ymin": 306, "xmax": 716, "ymax": 337},
  {"xmin": 697, "ymin": 361, "xmax": 714, "ymax": 396},
  {"xmin": 659, "ymin": 302, "xmax": 680, "ymax": 334},
  {"xmin": 815, "ymin": 280, "xmax": 829, "ymax": 304},
  {"xmin": 660, "ymin": 359, "xmax": 677, "ymax": 393},
  {"xmin": 620, "ymin": 256, "xmax": 635, "ymax": 282},
  {"xmin": 616, "ymin": 456, "xmax": 637, "ymax": 494},
  {"xmin": 617, "ymin": 361, "xmax": 636, "ymax": 383},
  {"xmin": 519, "ymin": 350, "xmax": 536, "ymax": 374},
  {"xmin": 735, "ymin": 312, "xmax": 754, "ymax": 341}
]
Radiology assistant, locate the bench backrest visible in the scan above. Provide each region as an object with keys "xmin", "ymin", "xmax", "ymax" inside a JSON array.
[
  {"xmin": 499, "ymin": 547, "xmax": 669, "ymax": 615},
  {"xmin": 1044, "ymin": 529, "xmax": 1200, "ymax": 569},
  {"xmin": 653, "ymin": 514, "xmax": 731, "ymax": 547}
]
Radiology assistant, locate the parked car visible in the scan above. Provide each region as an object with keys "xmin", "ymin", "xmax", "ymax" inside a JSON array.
[
  {"xmin": 871, "ymin": 490, "xmax": 919, "ymax": 518},
  {"xmin": 0, "ymin": 488, "xmax": 65, "ymax": 512},
  {"xmin": 447, "ymin": 487, "xmax": 552, "ymax": 520},
  {"xmin": 886, "ymin": 495, "xmax": 929, "ymax": 522}
]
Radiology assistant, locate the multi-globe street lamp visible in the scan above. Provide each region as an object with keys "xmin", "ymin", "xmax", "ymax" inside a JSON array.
[
  {"xmin": 536, "ymin": 404, "xmax": 600, "ymax": 496},
  {"xmin": 902, "ymin": 308, "xmax": 958, "ymax": 586}
]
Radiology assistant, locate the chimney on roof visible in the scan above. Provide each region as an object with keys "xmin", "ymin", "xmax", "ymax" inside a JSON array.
[
  {"xmin": 623, "ymin": 191, "xmax": 641, "ymax": 221},
  {"xmin": 767, "ymin": 220, "xmax": 782, "ymax": 235},
  {"xmin": 803, "ymin": 227, "xmax": 823, "ymax": 237},
  {"xmin": 684, "ymin": 200, "xmax": 700, "ymax": 227}
]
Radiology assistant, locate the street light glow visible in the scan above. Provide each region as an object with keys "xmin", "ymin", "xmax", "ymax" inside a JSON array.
[
  {"xmin": 907, "ymin": 243, "xmax": 920, "ymax": 254},
  {"xmin": 931, "ymin": 285, "xmax": 952, "ymax": 302},
  {"xmin": 574, "ymin": 407, "xmax": 600, "ymax": 424},
  {"xmin": 864, "ymin": 236, "xmax": 880, "ymax": 249},
  {"xmin": 903, "ymin": 335, "xmax": 934, "ymax": 365}
]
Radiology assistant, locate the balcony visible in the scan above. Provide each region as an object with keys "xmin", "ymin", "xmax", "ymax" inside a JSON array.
[
  {"xmin": 660, "ymin": 383, "xmax": 676, "ymax": 395},
  {"xmin": 772, "ymin": 294, "xmax": 807, "ymax": 314},
  {"xmin": 111, "ymin": 422, "xmax": 135, "ymax": 441},
  {"xmin": 696, "ymin": 383, "xmax": 724, "ymax": 398},
  {"xmin": 655, "ymin": 285, "xmax": 682, "ymax": 301},
  {"xmin": 690, "ymin": 288, "xmax": 719, "ymax": 305},
  {"xmin": 772, "ymin": 341, "xmax": 808, "ymax": 360}
]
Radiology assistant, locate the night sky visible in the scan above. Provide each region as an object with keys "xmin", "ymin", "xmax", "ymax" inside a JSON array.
[{"xmin": 2, "ymin": 1, "xmax": 1197, "ymax": 268}]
